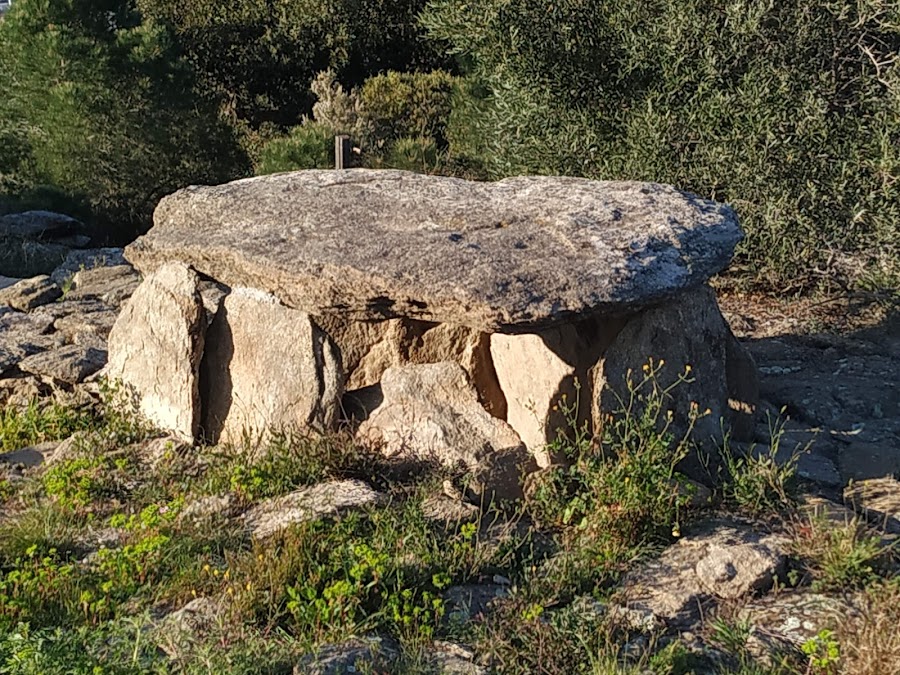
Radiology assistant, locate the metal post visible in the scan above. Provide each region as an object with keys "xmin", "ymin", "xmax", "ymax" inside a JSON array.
[{"xmin": 334, "ymin": 135, "xmax": 351, "ymax": 170}]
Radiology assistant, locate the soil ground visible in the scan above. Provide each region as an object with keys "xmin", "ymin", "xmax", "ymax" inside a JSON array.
[{"xmin": 718, "ymin": 291, "xmax": 900, "ymax": 486}]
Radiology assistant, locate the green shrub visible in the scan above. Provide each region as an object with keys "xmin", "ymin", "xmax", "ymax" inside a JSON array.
[
  {"xmin": 255, "ymin": 122, "xmax": 335, "ymax": 174},
  {"xmin": 423, "ymin": 0, "xmax": 900, "ymax": 291},
  {"xmin": 224, "ymin": 500, "xmax": 514, "ymax": 648},
  {"xmin": 384, "ymin": 136, "xmax": 441, "ymax": 173},
  {"xmin": 791, "ymin": 515, "xmax": 891, "ymax": 591},
  {"xmin": 528, "ymin": 366, "xmax": 697, "ymax": 548},
  {"xmin": 265, "ymin": 69, "xmax": 460, "ymax": 173},
  {"xmin": 719, "ymin": 414, "xmax": 800, "ymax": 517},
  {"xmin": 0, "ymin": 400, "xmax": 96, "ymax": 454},
  {"xmin": 137, "ymin": 0, "xmax": 451, "ymax": 129},
  {"xmin": 358, "ymin": 70, "xmax": 457, "ymax": 151}
]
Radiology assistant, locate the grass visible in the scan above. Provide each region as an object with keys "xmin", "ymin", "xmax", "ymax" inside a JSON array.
[
  {"xmin": 0, "ymin": 398, "xmax": 96, "ymax": 454},
  {"xmin": 717, "ymin": 411, "xmax": 801, "ymax": 518},
  {"xmin": 786, "ymin": 513, "xmax": 895, "ymax": 592},
  {"xmin": 0, "ymin": 373, "xmax": 898, "ymax": 674}
]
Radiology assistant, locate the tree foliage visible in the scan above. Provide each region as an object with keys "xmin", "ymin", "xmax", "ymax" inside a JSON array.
[
  {"xmin": 136, "ymin": 0, "xmax": 452, "ymax": 128},
  {"xmin": 0, "ymin": 0, "xmax": 249, "ymax": 239},
  {"xmin": 423, "ymin": 0, "xmax": 900, "ymax": 289}
]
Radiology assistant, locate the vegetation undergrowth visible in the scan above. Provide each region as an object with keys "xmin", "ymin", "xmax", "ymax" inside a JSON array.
[
  {"xmin": 718, "ymin": 411, "xmax": 802, "ymax": 518},
  {"xmin": 0, "ymin": 369, "xmax": 897, "ymax": 674}
]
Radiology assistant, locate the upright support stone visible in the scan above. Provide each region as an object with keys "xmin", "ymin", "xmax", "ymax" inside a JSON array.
[
  {"xmin": 200, "ymin": 288, "xmax": 345, "ymax": 444},
  {"xmin": 491, "ymin": 317, "xmax": 624, "ymax": 466},
  {"xmin": 106, "ymin": 263, "xmax": 205, "ymax": 441},
  {"xmin": 592, "ymin": 285, "xmax": 758, "ymax": 481},
  {"xmin": 357, "ymin": 362, "xmax": 534, "ymax": 501}
]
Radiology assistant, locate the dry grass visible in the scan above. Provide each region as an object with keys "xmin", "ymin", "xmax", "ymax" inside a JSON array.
[{"xmin": 838, "ymin": 580, "xmax": 900, "ymax": 675}]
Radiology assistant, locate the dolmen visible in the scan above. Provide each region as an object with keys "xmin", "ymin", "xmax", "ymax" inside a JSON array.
[{"xmin": 108, "ymin": 169, "xmax": 758, "ymax": 491}]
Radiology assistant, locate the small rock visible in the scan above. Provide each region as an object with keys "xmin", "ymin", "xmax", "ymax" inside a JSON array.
[
  {"xmin": 674, "ymin": 476, "xmax": 713, "ymax": 508},
  {"xmin": 0, "ymin": 374, "xmax": 46, "ymax": 406},
  {"xmin": 798, "ymin": 495, "xmax": 859, "ymax": 527},
  {"xmin": 53, "ymin": 302, "xmax": 119, "ymax": 343},
  {"xmin": 294, "ymin": 636, "xmax": 397, "ymax": 675},
  {"xmin": 18, "ymin": 344, "xmax": 107, "ymax": 384},
  {"xmin": 66, "ymin": 264, "xmax": 139, "ymax": 305},
  {"xmin": 0, "ymin": 276, "xmax": 21, "ymax": 291},
  {"xmin": 0, "ymin": 239, "xmax": 71, "ymax": 278},
  {"xmin": 198, "ymin": 280, "xmax": 228, "ymax": 327},
  {"xmin": 620, "ymin": 520, "xmax": 788, "ymax": 627},
  {"xmin": 179, "ymin": 493, "xmax": 238, "ymax": 525},
  {"xmin": 739, "ymin": 591, "xmax": 861, "ymax": 660},
  {"xmin": 44, "ymin": 432, "xmax": 89, "ymax": 467},
  {"xmin": 422, "ymin": 494, "xmax": 480, "ymax": 524},
  {"xmin": 243, "ymin": 480, "xmax": 381, "ymax": 539},
  {"xmin": 607, "ymin": 604, "xmax": 661, "ymax": 632},
  {"xmin": 0, "ymin": 211, "xmax": 85, "ymax": 241},
  {"xmin": 0, "ymin": 309, "xmax": 67, "ymax": 375},
  {"xmin": 156, "ymin": 597, "xmax": 224, "ymax": 660},
  {"xmin": 49, "ymin": 248, "xmax": 126, "ymax": 285},
  {"xmin": 795, "ymin": 453, "xmax": 842, "ymax": 487},
  {"xmin": 443, "ymin": 584, "xmax": 509, "ymax": 625},
  {"xmin": 133, "ymin": 435, "xmax": 191, "ymax": 468},
  {"xmin": 430, "ymin": 641, "xmax": 486, "ymax": 675},
  {"xmin": 0, "ymin": 441, "xmax": 59, "ymax": 468},
  {"xmin": 318, "ymin": 317, "xmax": 508, "ymax": 416},
  {"xmin": 838, "ymin": 441, "xmax": 900, "ymax": 483},
  {"xmin": 0, "ymin": 275, "xmax": 62, "ymax": 311}
]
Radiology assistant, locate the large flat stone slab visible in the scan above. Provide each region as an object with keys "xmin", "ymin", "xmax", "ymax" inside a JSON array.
[{"xmin": 126, "ymin": 170, "xmax": 742, "ymax": 332}]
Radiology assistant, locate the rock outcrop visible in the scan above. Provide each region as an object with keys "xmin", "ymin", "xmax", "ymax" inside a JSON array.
[{"xmin": 620, "ymin": 520, "xmax": 788, "ymax": 627}]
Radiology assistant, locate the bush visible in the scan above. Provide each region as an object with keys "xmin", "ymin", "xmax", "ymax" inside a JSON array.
[
  {"xmin": 527, "ymin": 367, "xmax": 697, "ymax": 548},
  {"xmin": 358, "ymin": 70, "xmax": 457, "ymax": 151},
  {"xmin": 255, "ymin": 122, "xmax": 335, "ymax": 175},
  {"xmin": 257, "ymin": 70, "xmax": 459, "ymax": 174},
  {"xmin": 383, "ymin": 136, "xmax": 441, "ymax": 173},
  {"xmin": 423, "ymin": 0, "xmax": 900, "ymax": 291}
]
